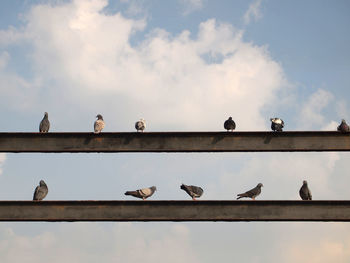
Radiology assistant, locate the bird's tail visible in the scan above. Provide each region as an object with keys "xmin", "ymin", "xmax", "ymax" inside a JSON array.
[
  {"xmin": 125, "ymin": 191, "xmax": 137, "ymax": 196},
  {"xmin": 236, "ymin": 194, "xmax": 246, "ymax": 200}
]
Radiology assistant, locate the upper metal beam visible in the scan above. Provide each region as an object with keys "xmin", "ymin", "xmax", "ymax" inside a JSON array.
[
  {"xmin": 0, "ymin": 200, "xmax": 349, "ymax": 222},
  {"xmin": 0, "ymin": 131, "xmax": 349, "ymax": 152}
]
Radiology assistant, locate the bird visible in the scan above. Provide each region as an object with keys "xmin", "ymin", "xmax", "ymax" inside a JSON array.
[
  {"xmin": 299, "ymin": 180, "xmax": 312, "ymax": 200},
  {"xmin": 39, "ymin": 112, "xmax": 50, "ymax": 132},
  {"xmin": 33, "ymin": 180, "xmax": 48, "ymax": 201},
  {"xmin": 270, "ymin": 118, "xmax": 284, "ymax": 132},
  {"xmin": 337, "ymin": 119, "xmax": 350, "ymax": 133},
  {"xmin": 237, "ymin": 183, "xmax": 263, "ymax": 200},
  {"xmin": 224, "ymin": 117, "xmax": 236, "ymax": 131},
  {"xmin": 180, "ymin": 184, "xmax": 204, "ymax": 200},
  {"xmin": 94, "ymin": 114, "xmax": 105, "ymax": 133},
  {"xmin": 135, "ymin": 118, "xmax": 146, "ymax": 132},
  {"xmin": 125, "ymin": 186, "xmax": 156, "ymax": 200}
]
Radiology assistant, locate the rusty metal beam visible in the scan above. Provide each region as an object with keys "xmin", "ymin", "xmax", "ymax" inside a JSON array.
[
  {"xmin": 0, "ymin": 131, "xmax": 349, "ymax": 152},
  {"xmin": 0, "ymin": 200, "xmax": 350, "ymax": 222}
]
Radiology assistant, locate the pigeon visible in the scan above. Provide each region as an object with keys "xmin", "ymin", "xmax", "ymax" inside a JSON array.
[
  {"xmin": 135, "ymin": 118, "xmax": 146, "ymax": 132},
  {"xmin": 125, "ymin": 186, "xmax": 156, "ymax": 200},
  {"xmin": 224, "ymin": 117, "xmax": 236, "ymax": 131},
  {"xmin": 299, "ymin": 180, "xmax": 312, "ymax": 200},
  {"xmin": 337, "ymin": 119, "xmax": 350, "ymax": 133},
  {"xmin": 237, "ymin": 183, "xmax": 263, "ymax": 200},
  {"xmin": 180, "ymin": 184, "xmax": 204, "ymax": 200},
  {"xmin": 270, "ymin": 118, "xmax": 284, "ymax": 132},
  {"xmin": 39, "ymin": 112, "xmax": 50, "ymax": 132},
  {"xmin": 94, "ymin": 114, "xmax": 105, "ymax": 133},
  {"xmin": 33, "ymin": 180, "xmax": 48, "ymax": 201}
]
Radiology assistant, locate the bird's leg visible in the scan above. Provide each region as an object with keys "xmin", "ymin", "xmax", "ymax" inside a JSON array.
[
  {"xmin": 192, "ymin": 197, "xmax": 196, "ymax": 201},
  {"xmin": 252, "ymin": 197, "xmax": 255, "ymax": 200}
]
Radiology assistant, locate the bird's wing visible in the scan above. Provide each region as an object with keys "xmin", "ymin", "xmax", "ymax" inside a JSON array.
[
  {"xmin": 308, "ymin": 188, "xmax": 312, "ymax": 200},
  {"xmin": 224, "ymin": 120, "xmax": 229, "ymax": 129},
  {"xmin": 94, "ymin": 120, "xmax": 104, "ymax": 132},
  {"xmin": 33, "ymin": 186, "xmax": 40, "ymax": 200},
  {"xmin": 39, "ymin": 121, "xmax": 43, "ymax": 132},
  {"xmin": 140, "ymin": 188, "xmax": 152, "ymax": 197},
  {"xmin": 244, "ymin": 187, "xmax": 258, "ymax": 197},
  {"xmin": 189, "ymin": 186, "xmax": 203, "ymax": 197}
]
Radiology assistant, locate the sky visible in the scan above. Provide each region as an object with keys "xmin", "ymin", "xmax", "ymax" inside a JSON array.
[{"xmin": 0, "ymin": 0, "xmax": 350, "ymax": 262}]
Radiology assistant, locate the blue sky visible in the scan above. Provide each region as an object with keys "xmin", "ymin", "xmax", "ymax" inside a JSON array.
[{"xmin": 0, "ymin": 1, "xmax": 350, "ymax": 262}]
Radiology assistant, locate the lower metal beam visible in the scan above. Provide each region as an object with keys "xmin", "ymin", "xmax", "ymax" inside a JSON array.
[{"xmin": 0, "ymin": 200, "xmax": 349, "ymax": 222}]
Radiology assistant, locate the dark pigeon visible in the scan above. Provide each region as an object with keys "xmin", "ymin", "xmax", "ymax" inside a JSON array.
[
  {"xmin": 237, "ymin": 183, "xmax": 263, "ymax": 200},
  {"xmin": 39, "ymin": 112, "xmax": 50, "ymax": 133},
  {"xmin": 33, "ymin": 180, "xmax": 48, "ymax": 201},
  {"xmin": 337, "ymin": 119, "xmax": 350, "ymax": 133},
  {"xmin": 180, "ymin": 184, "xmax": 204, "ymax": 200},
  {"xmin": 125, "ymin": 186, "xmax": 156, "ymax": 200},
  {"xmin": 135, "ymin": 118, "xmax": 146, "ymax": 132},
  {"xmin": 270, "ymin": 118, "xmax": 284, "ymax": 132},
  {"xmin": 299, "ymin": 180, "xmax": 312, "ymax": 200},
  {"xmin": 94, "ymin": 114, "xmax": 105, "ymax": 133},
  {"xmin": 224, "ymin": 117, "xmax": 236, "ymax": 131}
]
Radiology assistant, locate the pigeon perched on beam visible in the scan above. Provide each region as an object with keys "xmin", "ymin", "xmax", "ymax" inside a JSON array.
[
  {"xmin": 270, "ymin": 118, "xmax": 284, "ymax": 132},
  {"xmin": 94, "ymin": 114, "xmax": 105, "ymax": 133},
  {"xmin": 237, "ymin": 183, "xmax": 263, "ymax": 200},
  {"xmin": 39, "ymin": 112, "xmax": 50, "ymax": 133},
  {"xmin": 135, "ymin": 118, "xmax": 146, "ymax": 132},
  {"xmin": 224, "ymin": 117, "xmax": 236, "ymax": 131},
  {"xmin": 180, "ymin": 184, "xmax": 204, "ymax": 200},
  {"xmin": 299, "ymin": 180, "xmax": 312, "ymax": 200},
  {"xmin": 33, "ymin": 180, "xmax": 48, "ymax": 201},
  {"xmin": 337, "ymin": 119, "xmax": 350, "ymax": 133},
  {"xmin": 125, "ymin": 186, "xmax": 156, "ymax": 200}
]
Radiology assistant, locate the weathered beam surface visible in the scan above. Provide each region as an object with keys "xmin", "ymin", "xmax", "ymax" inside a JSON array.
[
  {"xmin": 0, "ymin": 200, "xmax": 350, "ymax": 222},
  {"xmin": 0, "ymin": 131, "xmax": 350, "ymax": 152}
]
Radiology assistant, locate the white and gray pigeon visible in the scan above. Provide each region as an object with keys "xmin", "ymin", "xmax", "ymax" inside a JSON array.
[
  {"xmin": 135, "ymin": 118, "xmax": 146, "ymax": 132},
  {"xmin": 125, "ymin": 186, "xmax": 156, "ymax": 200},
  {"xmin": 94, "ymin": 114, "xmax": 105, "ymax": 133},
  {"xmin": 224, "ymin": 117, "xmax": 236, "ymax": 131},
  {"xmin": 337, "ymin": 119, "xmax": 350, "ymax": 133},
  {"xmin": 237, "ymin": 183, "xmax": 263, "ymax": 200},
  {"xmin": 39, "ymin": 112, "xmax": 50, "ymax": 133},
  {"xmin": 270, "ymin": 117, "xmax": 284, "ymax": 132},
  {"xmin": 299, "ymin": 180, "xmax": 312, "ymax": 200},
  {"xmin": 180, "ymin": 184, "xmax": 204, "ymax": 200},
  {"xmin": 33, "ymin": 180, "xmax": 48, "ymax": 201}
]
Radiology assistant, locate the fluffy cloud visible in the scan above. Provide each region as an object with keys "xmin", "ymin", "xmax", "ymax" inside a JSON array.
[
  {"xmin": 0, "ymin": 0, "xmax": 285, "ymax": 131},
  {"xmin": 179, "ymin": 0, "xmax": 204, "ymax": 15},
  {"xmin": 0, "ymin": 223, "xmax": 199, "ymax": 263},
  {"xmin": 244, "ymin": 0, "xmax": 262, "ymax": 25},
  {"xmin": 298, "ymin": 89, "xmax": 334, "ymax": 129}
]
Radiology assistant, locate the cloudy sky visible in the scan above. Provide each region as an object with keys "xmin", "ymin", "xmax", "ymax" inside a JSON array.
[{"xmin": 1, "ymin": 0, "xmax": 350, "ymax": 262}]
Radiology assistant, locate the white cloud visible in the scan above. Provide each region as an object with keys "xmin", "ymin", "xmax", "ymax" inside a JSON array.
[
  {"xmin": 283, "ymin": 224, "xmax": 350, "ymax": 263},
  {"xmin": 119, "ymin": 0, "xmax": 147, "ymax": 16},
  {"xmin": 179, "ymin": 0, "xmax": 204, "ymax": 15},
  {"xmin": 0, "ymin": 223, "xmax": 199, "ymax": 263},
  {"xmin": 298, "ymin": 89, "xmax": 334, "ymax": 129},
  {"xmin": 244, "ymin": 0, "xmax": 262, "ymax": 25},
  {"xmin": 0, "ymin": 0, "xmax": 286, "ymax": 132}
]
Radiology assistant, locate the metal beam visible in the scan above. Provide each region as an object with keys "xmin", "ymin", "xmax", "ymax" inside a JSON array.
[
  {"xmin": 0, "ymin": 200, "xmax": 350, "ymax": 222},
  {"xmin": 1, "ymin": 131, "xmax": 350, "ymax": 152}
]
